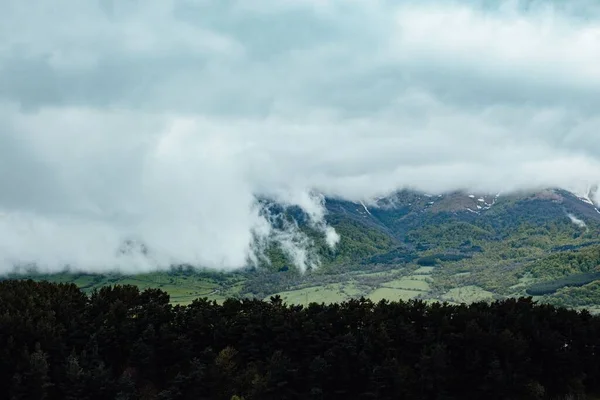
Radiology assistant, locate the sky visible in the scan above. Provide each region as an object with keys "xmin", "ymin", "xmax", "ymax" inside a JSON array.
[{"xmin": 1, "ymin": 0, "xmax": 600, "ymax": 273}]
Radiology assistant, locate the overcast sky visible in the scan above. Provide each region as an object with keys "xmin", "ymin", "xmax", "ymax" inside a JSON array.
[{"xmin": 1, "ymin": 0, "xmax": 600, "ymax": 273}]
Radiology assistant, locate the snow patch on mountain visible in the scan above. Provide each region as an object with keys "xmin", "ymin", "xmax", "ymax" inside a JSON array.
[{"xmin": 365, "ymin": 188, "xmax": 600, "ymax": 216}]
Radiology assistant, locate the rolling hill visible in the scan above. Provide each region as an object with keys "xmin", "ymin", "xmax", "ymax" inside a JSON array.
[{"xmin": 7, "ymin": 188, "xmax": 600, "ymax": 310}]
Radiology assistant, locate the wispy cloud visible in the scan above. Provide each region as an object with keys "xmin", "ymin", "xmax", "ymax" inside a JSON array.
[
  {"xmin": 1, "ymin": 0, "xmax": 600, "ymax": 273},
  {"xmin": 567, "ymin": 213, "xmax": 588, "ymax": 229}
]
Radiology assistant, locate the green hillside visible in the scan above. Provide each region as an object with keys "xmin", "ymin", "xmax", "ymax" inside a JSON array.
[{"xmin": 7, "ymin": 189, "xmax": 600, "ymax": 310}]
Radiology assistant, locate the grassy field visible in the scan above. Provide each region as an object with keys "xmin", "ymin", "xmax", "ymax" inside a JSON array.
[
  {"xmin": 413, "ymin": 266, "xmax": 436, "ymax": 274},
  {"xmin": 368, "ymin": 288, "xmax": 421, "ymax": 302},
  {"xmin": 18, "ymin": 268, "xmax": 437, "ymax": 306},
  {"xmin": 16, "ymin": 271, "xmax": 244, "ymax": 305},
  {"xmin": 441, "ymin": 285, "xmax": 495, "ymax": 303},
  {"xmin": 269, "ymin": 282, "xmax": 362, "ymax": 305},
  {"xmin": 269, "ymin": 267, "xmax": 437, "ymax": 305},
  {"xmin": 381, "ymin": 277, "xmax": 430, "ymax": 291},
  {"xmin": 6, "ymin": 258, "xmax": 512, "ymax": 307},
  {"xmin": 408, "ymin": 274, "xmax": 434, "ymax": 281},
  {"xmin": 353, "ymin": 270, "xmax": 403, "ymax": 278},
  {"xmin": 13, "ymin": 242, "xmax": 598, "ymax": 309}
]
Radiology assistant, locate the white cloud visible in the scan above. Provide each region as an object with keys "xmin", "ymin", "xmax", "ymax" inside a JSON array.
[
  {"xmin": 392, "ymin": 3, "xmax": 600, "ymax": 85},
  {"xmin": 567, "ymin": 213, "xmax": 587, "ymax": 229},
  {"xmin": 1, "ymin": 0, "xmax": 600, "ymax": 273}
]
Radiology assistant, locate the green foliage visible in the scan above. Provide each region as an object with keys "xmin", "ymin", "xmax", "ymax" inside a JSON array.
[
  {"xmin": 362, "ymin": 247, "xmax": 417, "ymax": 265},
  {"xmin": 262, "ymin": 243, "xmax": 293, "ymax": 272},
  {"xmin": 253, "ymin": 215, "xmax": 396, "ymax": 272},
  {"xmin": 10, "ymin": 269, "xmax": 244, "ymax": 305},
  {"xmin": 324, "ymin": 218, "xmax": 396, "ymax": 263},
  {"xmin": 546, "ymin": 281, "xmax": 600, "ymax": 307},
  {"xmin": 11, "ymin": 193, "xmax": 600, "ymax": 311},
  {"xmin": 526, "ymin": 245, "xmax": 600, "ymax": 280},
  {"xmin": 416, "ymin": 253, "xmax": 470, "ymax": 266},
  {"xmin": 2, "ymin": 282, "xmax": 600, "ymax": 399},
  {"xmin": 407, "ymin": 221, "xmax": 494, "ymax": 249},
  {"xmin": 527, "ymin": 273, "xmax": 600, "ymax": 296}
]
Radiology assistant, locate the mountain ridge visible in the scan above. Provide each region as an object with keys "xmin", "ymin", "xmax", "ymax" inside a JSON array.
[{"xmin": 10, "ymin": 187, "xmax": 600, "ymax": 310}]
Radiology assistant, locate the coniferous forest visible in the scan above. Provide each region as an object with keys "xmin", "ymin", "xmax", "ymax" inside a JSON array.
[{"xmin": 2, "ymin": 280, "xmax": 600, "ymax": 399}]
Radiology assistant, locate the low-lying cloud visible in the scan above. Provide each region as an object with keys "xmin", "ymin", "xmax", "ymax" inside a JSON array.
[
  {"xmin": 567, "ymin": 213, "xmax": 588, "ymax": 229},
  {"xmin": 1, "ymin": 0, "xmax": 600, "ymax": 273}
]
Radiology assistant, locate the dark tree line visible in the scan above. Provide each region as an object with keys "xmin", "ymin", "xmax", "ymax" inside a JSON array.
[
  {"xmin": 526, "ymin": 272, "xmax": 600, "ymax": 296},
  {"xmin": 2, "ymin": 280, "xmax": 600, "ymax": 400}
]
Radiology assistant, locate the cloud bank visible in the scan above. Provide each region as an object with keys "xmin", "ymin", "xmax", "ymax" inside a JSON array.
[{"xmin": 1, "ymin": 0, "xmax": 600, "ymax": 273}]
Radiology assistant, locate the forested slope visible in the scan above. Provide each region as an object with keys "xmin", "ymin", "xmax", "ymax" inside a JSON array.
[
  {"xmin": 8, "ymin": 189, "xmax": 600, "ymax": 309},
  {"xmin": 2, "ymin": 280, "xmax": 600, "ymax": 399}
]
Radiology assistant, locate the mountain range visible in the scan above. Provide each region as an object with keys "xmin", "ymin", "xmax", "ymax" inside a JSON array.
[
  {"xmin": 12, "ymin": 187, "xmax": 600, "ymax": 310},
  {"xmin": 249, "ymin": 187, "xmax": 600, "ymax": 308}
]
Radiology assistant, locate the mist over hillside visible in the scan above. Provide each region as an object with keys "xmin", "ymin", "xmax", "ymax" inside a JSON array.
[{"xmin": 2, "ymin": 0, "xmax": 600, "ymax": 273}]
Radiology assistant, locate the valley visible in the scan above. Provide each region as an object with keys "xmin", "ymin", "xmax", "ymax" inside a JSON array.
[{"xmin": 9, "ymin": 188, "xmax": 600, "ymax": 310}]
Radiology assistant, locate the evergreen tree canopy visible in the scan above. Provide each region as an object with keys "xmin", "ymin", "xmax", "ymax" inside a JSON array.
[{"xmin": 1, "ymin": 280, "xmax": 600, "ymax": 400}]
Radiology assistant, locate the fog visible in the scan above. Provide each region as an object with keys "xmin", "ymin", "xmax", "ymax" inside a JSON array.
[{"xmin": 1, "ymin": 0, "xmax": 600, "ymax": 273}]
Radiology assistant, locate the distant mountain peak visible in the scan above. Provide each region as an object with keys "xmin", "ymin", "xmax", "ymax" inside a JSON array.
[{"xmin": 352, "ymin": 188, "xmax": 600, "ymax": 218}]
